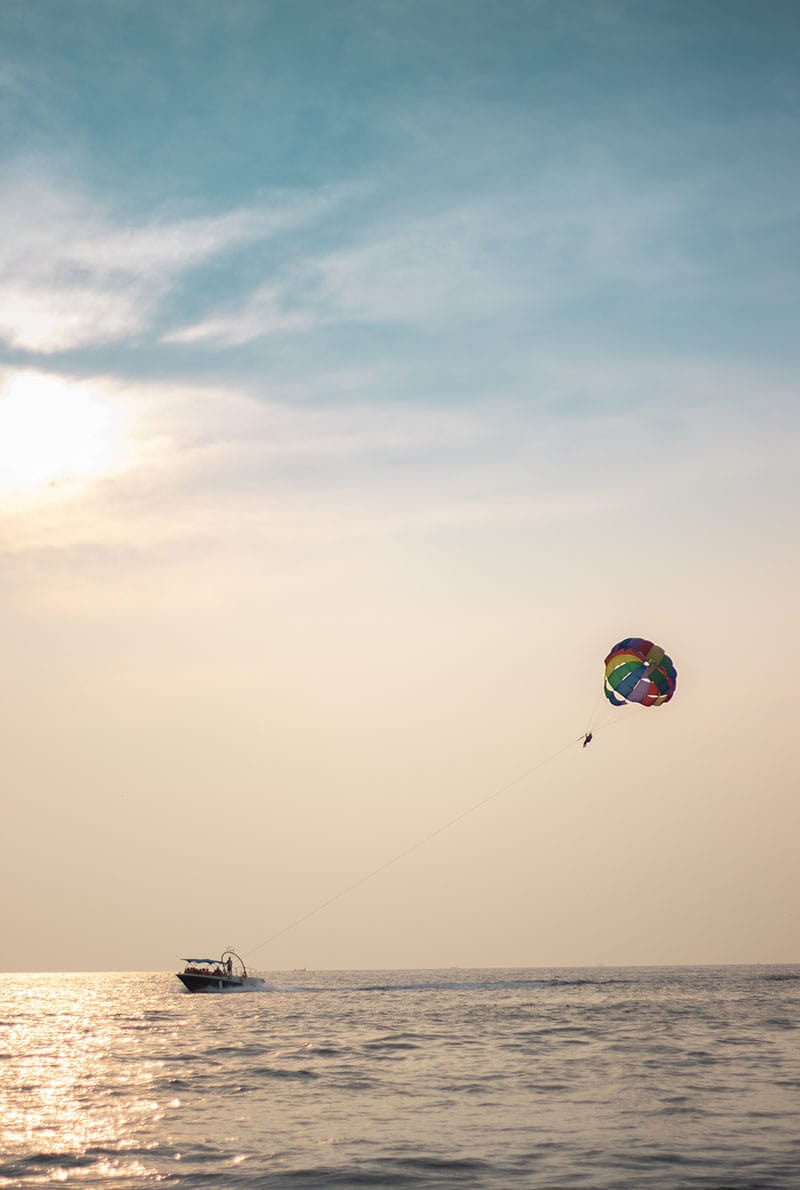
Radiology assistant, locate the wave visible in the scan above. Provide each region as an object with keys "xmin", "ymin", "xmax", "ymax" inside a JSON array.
[{"xmin": 273, "ymin": 975, "xmax": 631, "ymax": 995}]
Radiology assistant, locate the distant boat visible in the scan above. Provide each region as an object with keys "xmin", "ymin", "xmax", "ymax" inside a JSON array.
[{"xmin": 176, "ymin": 950, "xmax": 267, "ymax": 993}]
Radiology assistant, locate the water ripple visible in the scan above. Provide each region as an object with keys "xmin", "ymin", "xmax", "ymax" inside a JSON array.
[{"xmin": 1, "ymin": 966, "xmax": 799, "ymax": 1188}]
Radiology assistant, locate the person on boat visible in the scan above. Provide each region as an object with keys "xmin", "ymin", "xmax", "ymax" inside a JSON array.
[{"xmin": 226, "ymin": 956, "xmax": 233, "ymax": 977}]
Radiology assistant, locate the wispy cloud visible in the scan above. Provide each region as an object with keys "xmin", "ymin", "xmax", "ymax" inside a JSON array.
[
  {"xmin": 163, "ymin": 284, "xmax": 317, "ymax": 346},
  {"xmin": 0, "ymin": 167, "xmax": 333, "ymax": 352},
  {"xmin": 161, "ymin": 203, "xmax": 511, "ymax": 346},
  {"xmin": 163, "ymin": 171, "xmax": 701, "ymax": 348}
]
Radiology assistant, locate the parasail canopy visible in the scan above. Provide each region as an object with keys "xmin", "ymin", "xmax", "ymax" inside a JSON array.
[{"xmin": 604, "ymin": 637, "xmax": 677, "ymax": 707}]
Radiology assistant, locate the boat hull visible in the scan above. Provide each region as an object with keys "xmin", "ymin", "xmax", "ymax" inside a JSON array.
[{"xmin": 176, "ymin": 972, "xmax": 266, "ymax": 993}]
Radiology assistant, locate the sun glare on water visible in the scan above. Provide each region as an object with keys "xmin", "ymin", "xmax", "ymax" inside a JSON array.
[{"xmin": 0, "ymin": 371, "xmax": 128, "ymax": 494}]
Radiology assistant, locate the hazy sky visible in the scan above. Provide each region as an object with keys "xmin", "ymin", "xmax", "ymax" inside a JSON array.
[{"xmin": 1, "ymin": 1, "xmax": 798, "ymax": 972}]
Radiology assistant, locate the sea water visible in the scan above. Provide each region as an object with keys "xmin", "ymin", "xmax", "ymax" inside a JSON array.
[{"xmin": 1, "ymin": 966, "xmax": 798, "ymax": 1188}]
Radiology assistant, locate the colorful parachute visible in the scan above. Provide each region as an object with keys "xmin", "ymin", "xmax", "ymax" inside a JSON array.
[{"xmin": 604, "ymin": 637, "xmax": 677, "ymax": 707}]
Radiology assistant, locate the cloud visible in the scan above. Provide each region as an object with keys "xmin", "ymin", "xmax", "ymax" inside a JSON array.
[
  {"xmin": 0, "ymin": 168, "xmax": 333, "ymax": 352},
  {"xmin": 163, "ymin": 285, "xmax": 317, "ymax": 346},
  {"xmin": 162, "ymin": 171, "xmax": 701, "ymax": 349},
  {"xmin": 3, "ymin": 348, "xmax": 794, "ymax": 580},
  {"xmin": 1, "ymin": 367, "xmax": 603, "ymax": 582},
  {"xmin": 3, "ymin": 150, "xmax": 774, "ymax": 361},
  {"xmin": 163, "ymin": 202, "xmax": 532, "ymax": 346}
]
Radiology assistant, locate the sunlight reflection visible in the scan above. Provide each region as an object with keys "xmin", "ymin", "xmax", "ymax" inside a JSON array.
[{"xmin": 1, "ymin": 974, "xmax": 163, "ymax": 1182}]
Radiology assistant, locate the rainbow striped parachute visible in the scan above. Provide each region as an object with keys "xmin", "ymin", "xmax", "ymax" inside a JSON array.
[{"xmin": 604, "ymin": 638, "xmax": 677, "ymax": 707}]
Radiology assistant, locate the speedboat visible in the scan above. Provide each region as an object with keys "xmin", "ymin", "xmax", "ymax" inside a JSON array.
[{"xmin": 176, "ymin": 950, "xmax": 267, "ymax": 993}]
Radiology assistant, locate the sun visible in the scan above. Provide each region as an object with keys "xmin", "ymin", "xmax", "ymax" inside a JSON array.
[{"xmin": 0, "ymin": 371, "xmax": 128, "ymax": 493}]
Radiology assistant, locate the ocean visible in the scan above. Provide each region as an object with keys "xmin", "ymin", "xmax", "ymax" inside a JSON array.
[{"xmin": 1, "ymin": 966, "xmax": 798, "ymax": 1188}]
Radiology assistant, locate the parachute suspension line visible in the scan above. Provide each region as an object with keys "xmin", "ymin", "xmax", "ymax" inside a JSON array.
[
  {"xmin": 592, "ymin": 702, "xmax": 623, "ymax": 734},
  {"xmin": 245, "ymin": 735, "xmax": 579, "ymax": 961},
  {"xmin": 591, "ymin": 702, "xmax": 654, "ymax": 744},
  {"xmin": 584, "ymin": 686, "xmax": 605, "ymax": 737},
  {"xmin": 580, "ymin": 680, "xmax": 621, "ymax": 744},
  {"xmin": 581, "ymin": 696, "xmax": 653, "ymax": 746}
]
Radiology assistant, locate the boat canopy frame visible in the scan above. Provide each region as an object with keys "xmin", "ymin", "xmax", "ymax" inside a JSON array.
[{"xmin": 181, "ymin": 951, "xmax": 249, "ymax": 977}]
